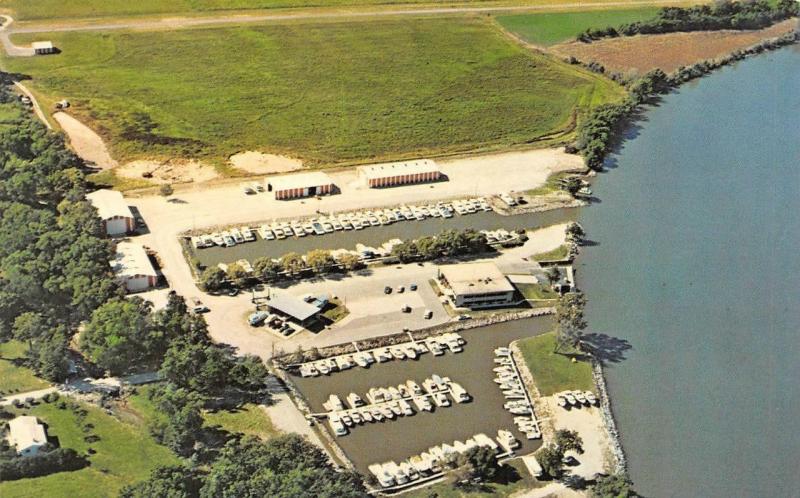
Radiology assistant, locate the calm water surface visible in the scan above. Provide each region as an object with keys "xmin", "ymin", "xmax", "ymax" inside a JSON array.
[
  {"xmin": 577, "ymin": 47, "xmax": 800, "ymax": 497},
  {"xmin": 292, "ymin": 318, "xmax": 553, "ymax": 474}
]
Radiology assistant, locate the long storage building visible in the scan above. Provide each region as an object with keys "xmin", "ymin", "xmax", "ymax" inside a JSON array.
[
  {"xmin": 358, "ymin": 159, "xmax": 441, "ymax": 188},
  {"xmin": 86, "ymin": 189, "xmax": 135, "ymax": 236},
  {"xmin": 266, "ymin": 172, "xmax": 334, "ymax": 200},
  {"xmin": 111, "ymin": 242, "xmax": 158, "ymax": 293}
]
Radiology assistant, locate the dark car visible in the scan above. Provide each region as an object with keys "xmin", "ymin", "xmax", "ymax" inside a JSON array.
[
  {"xmin": 384, "ymin": 286, "xmax": 392, "ymax": 294},
  {"xmin": 410, "ymin": 283, "xmax": 418, "ymax": 291},
  {"xmin": 397, "ymin": 286, "xmax": 405, "ymax": 293},
  {"xmin": 227, "ymin": 288, "xmax": 240, "ymax": 297}
]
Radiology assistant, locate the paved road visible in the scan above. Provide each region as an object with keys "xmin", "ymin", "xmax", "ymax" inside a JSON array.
[{"xmin": 4, "ymin": 0, "xmax": 689, "ymax": 38}]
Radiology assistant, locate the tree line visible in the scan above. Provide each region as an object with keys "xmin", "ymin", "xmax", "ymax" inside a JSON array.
[
  {"xmin": 199, "ymin": 227, "xmax": 494, "ymax": 292},
  {"xmin": 0, "ymin": 76, "xmax": 121, "ymax": 382},
  {"xmin": 578, "ymin": 0, "xmax": 799, "ymax": 42}
]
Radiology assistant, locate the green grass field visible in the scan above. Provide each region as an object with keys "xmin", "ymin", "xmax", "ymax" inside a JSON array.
[
  {"xmin": 0, "ymin": 340, "xmax": 50, "ymax": 395},
  {"xmin": 5, "ymin": 18, "xmax": 623, "ymax": 166},
  {"xmin": 0, "ymin": 400, "xmax": 178, "ymax": 498},
  {"xmin": 517, "ymin": 332, "xmax": 594, "ymax": 395},
  {"xmin": 531, "ymin": 244, "xmax": 570, "ymax": 261},
  {"xmin": 516, "ymin": 282, "xmax": 558, "ymax": 300},
  {"xmin": 496, "ymin": 6, "xmax": 662, "ymax": 45},
  {"xmin": 203, "ymin": 403, "xmax": 278, "ymax": 439}
]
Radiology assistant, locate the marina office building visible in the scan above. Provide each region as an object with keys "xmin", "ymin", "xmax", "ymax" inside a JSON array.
[
  {"xmin": 266, "ymin": 172, "xmax": 334, "ymax": 200},
  {"xmin": 437, "ymin": 262, "xmax": 516, "ymax": 309},
  {"xmin": 358, "ymin": 159, "xmax": 441, "ymax": 188}
]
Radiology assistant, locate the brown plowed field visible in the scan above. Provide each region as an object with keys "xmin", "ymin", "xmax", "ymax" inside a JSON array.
[{"xmin": 552, "ymin": 19, "xmax": 798, "ymax": 75}]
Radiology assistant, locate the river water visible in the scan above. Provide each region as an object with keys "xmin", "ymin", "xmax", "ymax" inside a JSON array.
[{"xmin": 577, "ymin": 46, "xmax": 800, "ymax": 497}]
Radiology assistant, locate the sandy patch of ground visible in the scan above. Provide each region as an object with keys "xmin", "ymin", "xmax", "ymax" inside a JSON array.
[
  {"xmin": 116, "ymin": 159, "xmax": 220, "ymax": 184},
  {"xmin": 229, "ymin": 151, "xmax": 303, "ymax": 175},
  {"xmin": 551, "ymin": 19, "xmax": 798, "ymax": 74},
  {"xmin": 542, "ymin": 396, "xmax": 612, "ymax": 480},
  {"xmin": 53, "ymin": 112, "xmax": 117, "ymax": 168}
]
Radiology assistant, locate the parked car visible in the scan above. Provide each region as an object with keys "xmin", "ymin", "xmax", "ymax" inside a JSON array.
[
  {"xmin": 227, "ymin": 288, "xmax": 240, "ymax": 297},
  {"xmin": 424, "ymin": 310, "xmax": 433, "ymax": 319},
  {"xmin": 457, "ymin": 314, "xmax": 471, "ymax": 321},
  {"xmin": 397, "ymin": 286, "xmax": 405, "ymax": 293},
  {"xmin": 193, "ymin": 305, "xmax": 210, "ymax": 314},
  {"xmin": 384, "ymin": 286, "xmax": 392, "ymax": 294},
  {"xmin": 410, "ymin": 283, "xmax": 418, "ymax": 291},
  {"xmin": 401, "ymin": 304, "xmax": 411, "ymax": 313},
  {"xmin": 248, "ymin": 311, "xmax": 268, "ymax": 326}
]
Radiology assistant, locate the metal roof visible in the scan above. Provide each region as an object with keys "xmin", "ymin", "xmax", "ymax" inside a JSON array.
[
  {"xmin": 111, "ymin": 242, "xmax": 157, "ymax": 279},
  {"xmin": 358, "ymin": 159, "xmax": 439, "ymax": 180},
  {"xmin": 86, "ymin": 189, "xmax": 134, "ymax": 221},
  {"xmin": 267, "ymin": 171, "xmax": 333, "ymax": 191},
  {"xmin": 31, "ymin": 41, "xmax": 53, "ymax": 50},
  {"xmin": 267, "ymin": 292, "xmax": 321, "ymax": 321},
  {"xmin": 8, "ymin": 416, "xmax": 47, "ymax": 452}
]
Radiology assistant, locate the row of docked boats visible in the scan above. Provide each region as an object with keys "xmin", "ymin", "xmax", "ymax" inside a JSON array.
[
  {"xmin": 493, "ymin": 347, "xmax": 541, "ymax": 440},
  {"xmin": 190, "ymin": 197, "xmax": 493, "ymax": 249},
  {"xmin": 555, "ymin": 390, "xmax": 598, "ymax": 409},
  {"xmin": 325, "ymin": 375, "xmax": 470, "ymax": 436},
  {"xmin": 297, "ymin": 333, "xmax": 464, "ymax": 377},
  {"xmin": 369, "ymin": 433, "xmax": 500, "ymax": 488}
]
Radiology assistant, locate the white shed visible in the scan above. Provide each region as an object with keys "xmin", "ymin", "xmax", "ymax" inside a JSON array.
[
  {"xmin": 111, "ymin": 242, "xmax": 158, "ymax": 293},
  {"xmin": 32, "ymin": 41, "xmax": 55, "ymax": 55},
  {"xmin": 7, "ymin": 416, "xmax": 47, "ymax": 456},
  {"xmin": 86, "ymin": 189, "xmax": 135, "ymax": 236}
]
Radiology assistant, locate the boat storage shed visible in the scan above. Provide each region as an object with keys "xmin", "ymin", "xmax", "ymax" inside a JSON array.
[
  {"xmin": 358, "ymin": 159, "xmax": 440, "ymax": 188},
  {"xmin": 32, "ymin": 41, "xmax": 55, "ymax": 55},
  {"xmin": 86, "ymin": 189, "xmax": 135, "ymax": 236},
  {"xmin": 111, "ymin": 242, "xmax": 158, "ymax": 293},
  {"xmin": 7, "ymin": 416, "xmax": 47, "ymax": 456},
  {"xmin": 266, "ymin": 172, "xmax": 334, "ymax": 200},
  {"xmin": 266, "ymin": 292, "xmax": 322, "ymax": 325}
]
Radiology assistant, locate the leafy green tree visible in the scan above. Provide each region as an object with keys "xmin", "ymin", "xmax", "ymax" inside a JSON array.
[
  {"xmin": 337, "ymin": 252, "xmax": 362, "ymax": 272},
  {"xmin": 225, "ymin": 262, "xmax": 249, "ymax": 288},
  {"xmin": 200, "ymin": 435, "xmax": 368, "ymax": 498},
  {"xmin": 555, "ymin": 429, "xmax": 584, "ymax": 454},
  {"xmin": 458, "ymin": 445, "xmax": 501, "ymax": 481},
  {"xmin": 279, "ymin": 252, "xmax": 305, "ymax": 276},
  {"xmin": 80, "ymin": 297, "xmax": 155, "ymax": 375},
  {"xmin": 253, "ymin": 257, "xmax": 282, "ymax": 281},
  {"xmin": 160, "ymin": 339, "xmax": 234, "ymax": 395},
  {"xmin": 12, "ymin": 312, "xmax": 47, "ymax": 350},
  {"xmin": 35, "ymin": 330, "xmax": 71, "ymax": 382},
  {"xmin": 536, "ymin": 445, "xmax": 564, "ymax": 479},
  {"xmin": 592, "ymin": 473, "xmax": 639, "ymax": 498},
  {"xmin": 305, "ymin": 249, "xmax": 335, "ymax": 274},
  {"xmin": 148, "ymin": 384, "xmax": 205, "ymax": 457},
  {"xmin": 121, "ymin": 465, "xmax": 202, "ymax": 498},
  {"xmin": 199, "ymin": 267, "xmax": 227, "ymax": 293},
  {"xmin": 555, "ymin": 292, "xmax": 588, "ymax": 354}
]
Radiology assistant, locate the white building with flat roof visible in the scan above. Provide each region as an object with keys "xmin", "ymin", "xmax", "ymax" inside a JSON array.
[
  {"xmin": 438, "ymin": 262, "xmax": 516, "ymax": 309},
  {"xmin": 266, "ymin": 172, "xmax": 334, "ymax": 200},
  {"xmin": 86, "ymin": 189, "xmax": 135, "ymax": 236},
  {"xmin": 32, "ymin": 41, "xmax": 55, "ymax": 55},
  {"xmin": 7, "ymin": 416, "xmax": 47, "ymax": 456},
  {"xmin": 111, "ymin": 242, "xmax": 158, "ymax": 293},
  {"xmin": 358, "ymin": 159, "xmax": 441, "ymax": 188}
]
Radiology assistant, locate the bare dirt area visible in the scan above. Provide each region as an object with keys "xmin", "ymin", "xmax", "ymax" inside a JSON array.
[
  {"xmin": 116, "ymin": 159, "xmax": 220, "ymax": 184},
  {"xmin": 229, "ymin": 151, "xmax": 303, "ymax": 175},
  {"xmin": 552, "ymin": 19, "xmax": 798, "ymax": 74},
  {"xmin": 53, "ymin": 111, "xmax": 117, "ymax": 168}
]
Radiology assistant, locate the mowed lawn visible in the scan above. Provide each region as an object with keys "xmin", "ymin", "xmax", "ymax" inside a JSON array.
[
  {"xmin": 517, "ymin": 332, "xmax": 595, "ymax": 395},
  {"xmin": 5, "ymin": 18, "xmax": 623, "ymax": 165},
  {"xmin": 0, "ymin": 340, "xmax": 51, "ymax": 395},
  {"xmin": 0, "ymin": 400, "xmax": 178, "ymax": 498},
  {"xmin": 496, "ymin": 6, "xmax": 662, "ymax": 45}
]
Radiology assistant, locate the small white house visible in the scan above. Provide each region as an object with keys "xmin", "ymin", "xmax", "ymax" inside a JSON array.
[
  {"xmin": 111, "ymin": 242, "xmax": 158, "ymax": 293},
  {"xmin": 7, "ymin": 416, "xmax": 47, "ymax": 456},
  {"xmin": 31, "ymin": 41, "xmax": 55, "ymax": 55},
  {"xmin": 86, "ymin": 189, "xmax": 135, "ymax": 236}
]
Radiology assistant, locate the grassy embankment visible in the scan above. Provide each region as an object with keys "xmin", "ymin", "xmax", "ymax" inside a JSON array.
[
  {"xmin": 0, "ymin": 340, "xmax": 51, "ymax": 394},
  {"xmin": 496, "ymin": 6, "xmax": 662, "ymax": 46},
  {"xmin": 5, "ymin": 0, "xmax": 672, "ymax": 21},
  {"xmin": 4, "ymin": 17, "xmax": 624, "ymax": 183},
  {"xmin": 0, "ymin": 398, "xmax": 178, "ymax": 498},
  {"xmin": 531, "ymin": 244, "xmax": 570, "ymax": 261},
  {"xmin": 517, "ymin": 332, "xmax": 594, "ymax": 395}
]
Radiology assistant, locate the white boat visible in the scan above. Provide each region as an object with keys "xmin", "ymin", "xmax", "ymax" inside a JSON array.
[
  {"xmin": 585, "ymin": 391, "xmax": 598, "ymax": 405},
  {"xmin": 387, "ymin": 387, "xmax": 402, "ymax": 400},
  {"xmin": 389, "ymin": 346, "xmax": 406, "ymax": 360},
  {"xmin": 323, "ymin": 394, "xmax": 345, "ymax": 412},
  {"xmin": 564, "ymin": 392, "xmax": 577, "ymax": 405},
  {"xmin": 406, "ymin": 380, "xmax": 423, "ymax": 395},
  {"xmin": 335, "ymin": 356, "xmax": 354, "ymax": 370},
  {"xmin": 372, "ymin": 407, "xmax": 384, "ymax": 421},
  {"xmin": 399, "ymin": 461, "xmax": 419, "ymax": 481},
  {"xmin": 381, "ymin": 405, "xmax": 395, "ymax": 419},
  {"xmin": 399, "ymin": 399, "xmax": 414, "ymax": 416},
  {"xmin": 241, "ymin": 227, "xmax": 256, "ymax": 241},
  {"xmin": 374, "ymin": 347, "xmax": 392, "ymax": 362},
  {"xmin": 367, "ymin": 387, "xmax": 386, "ymax": 404},
  {"xmin": 351, "ymin": 411, "xmax": 363, "ymax": 424},
  {"xmin": 450, "ymin": 382, "xmax": 470, "ymax": 403},
  {"xmin": 493, "ymin": 366, "xmax": 513, "ymax": 374},
  {"xmin": 494, "ymin": 347, "xmax": 511, "ymax": 356},
  {"xmin": 321, "ymin": 220, "xmax": 334, "ymax": 233},
  {"xmin": 557, "ymin": 396, "xmax": 568, "ymax": 408},
  {"xmin": 389, "ymin": 402, "xmax": 403, "ymax": 416},
  {"xmin": 426, "ymin": 339, "xmax": 444, "ymax": 356},
  {"xmin": 261, "ymin": 226, "xmax": 275, "ymax": 240},
  {"xmin": 271, "ymin": 226, "xmax": 285, "ymax": 239},
  {"xmin": 352, "ymin": 218, "xmax": 364, "ymax": 230},
  {"xmin": 339, "ymin": 217, "xmax": 353, "ymax": 230},
  {"xmin": 230, "ymin": 228, "xmax": 244, "ymax": 243},
  {"xmin": 369, "ymin": 463, "xmax": 394, "ymax": 488},
  {"xmin": 432, "ymin": 392, "xmax": 450, "ymax": 407},
  {"xmin": 445, "ymin": 340, "xmax": 463, "ymax": 353},
  {"xmin": 497, "ymin": 429, "xmax": 520, "ymax": 451},
  {"xmin": 362, "ymin": 409, "xmax": 374, "ymax": 423},
  {"xmin": 422, "ymin": 379, "xmax": 438, "ymax": 393},
  {"xmin": 403, "ymin": 345, "xmax": 417, "ymax": 360},
  {"xmin": 329, "ymin": 413, "xmax": 347, "ymax": 436},
  {"xmin": 384, "ymin": 462, "xmax": 407, "ymax": 485},
  {"xmin": 347, "ymin": 392, "xmax": 364, "ymax": 408},
  {"xmin": 494, "ymin": 357, "xmax": 512, "ymax": 365},
  {"xmin": 354, "ymin": 353, "xmax": 369, "ymax": 368},
  {"xmin": 411, "ymin": 396, "xmax": 430, "ymax": 412},
  {"xmin": 317, "ymin": 361, "xmax": 330, "ymax": 375},
  {"xmin": 341, "ymin": 412, "xmax": 354, "ymax": 427},
  {"xmin": 574, "ymin": 391, "xmax": 587, "ymax": 405},
  {"xmin": 220, "ymin": 231, "xmax": 235, "ymax": 247},
  {"xmin": 397, "ymin": 384, "xmax": 410, "ymax": 398}
]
